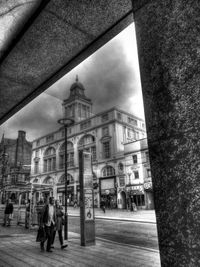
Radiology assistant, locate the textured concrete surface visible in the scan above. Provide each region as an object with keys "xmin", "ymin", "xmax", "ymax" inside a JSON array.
[
  {"xmin": 0, "ymin": 0, "xmax": 133, "ymax": 124},
  {"xmin": 0, "ymin": 224, "xmax": 160, "ymax": 267},
  {"xmin": 134, "ymin": 0, "xmax": 200, "ymax": 266}
]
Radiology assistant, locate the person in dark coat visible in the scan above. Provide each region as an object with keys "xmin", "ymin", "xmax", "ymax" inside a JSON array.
[
  {"xmin": 100, "ymin": 198, "xmax": 106, "ymax": 213},
  {"xmin": 25, "ymin": 199, "xmax": 30, "ymax": 229},
  {"xmin": 40, "ymin": 197, "xmax": 56, "ymax": 252},
  {"xmin": 51, "ymin": 200, "xmax": 68, "ymax": 249},
  {"xmin": 3, "ymin": 198, "xmax": 13, "ymax": 226}
]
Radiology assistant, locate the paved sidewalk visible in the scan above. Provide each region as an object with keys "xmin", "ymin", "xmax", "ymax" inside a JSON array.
[{"xmin": 0, "ymin": 225, "xmax": 161, "ymax": 267}]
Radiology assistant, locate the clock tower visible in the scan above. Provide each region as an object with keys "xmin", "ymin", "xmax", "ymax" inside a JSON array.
[{"xmin": 62, "ymin": 76, "xmax": 93, "ymax": 122}]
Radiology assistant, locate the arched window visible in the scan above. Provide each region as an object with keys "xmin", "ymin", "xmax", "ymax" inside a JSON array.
[
  {"xmin": 102, "ymin": 166, "xmax": 115, "ymax": 177},
  {"xmin": 43, "ymin": 176, "xmax": 53, "ymax": 185},
  {"xmin": 58, "ymin": 174, "xmax": 74, "ymax": 184},
  {"xmin": 59, "ymin": 141, "xmax": 74, "ymax": 169},
  {"xmin": 33, "ymin": 178, "xmax": 39, "ymax": 183},
  {"xmin": 78, "ymin": 134, "xmax": 96, "ymax": 161},
  {"xmin": 43, "ymin": 147, "xmax": 56, "ymax": 173}
]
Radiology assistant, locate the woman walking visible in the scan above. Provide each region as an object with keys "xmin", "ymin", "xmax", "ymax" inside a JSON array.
[{"xmin": 51, "ymin": 200, "xmax": 68, "ymax": 249}]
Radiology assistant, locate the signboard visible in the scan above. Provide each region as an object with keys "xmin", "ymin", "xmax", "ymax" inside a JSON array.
[
  {"xmin": 79, "ymin": 150, "xmax": 95, "ymax": 246},
  {"xmin": 144, "ymin": 181, "xmax": 153, "ymax": 190}
]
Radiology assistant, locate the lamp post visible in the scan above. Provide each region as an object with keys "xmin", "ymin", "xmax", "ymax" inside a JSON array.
[{"xmin": 58, "ymin": 117, "xmax": 74, "ymax": 240}]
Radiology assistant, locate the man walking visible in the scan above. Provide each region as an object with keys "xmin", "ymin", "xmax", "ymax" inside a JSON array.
[{"xmin": 40, "ymin": 197, "xmax": 56, "ymax": 252}]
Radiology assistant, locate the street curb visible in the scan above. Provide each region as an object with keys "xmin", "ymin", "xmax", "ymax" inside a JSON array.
[{"xmin": 68, "ymin": 214, "xmax": 156, "ymax": 224}]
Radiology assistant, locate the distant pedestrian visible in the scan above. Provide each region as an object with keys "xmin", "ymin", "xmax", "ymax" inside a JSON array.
[
  {"xmin": 100, "ymin": 199, "xmax": 106, "ymax": 213},
  {"xmin": 3, "ymin": 198, "xmax": 14, "ymax": 227},
  {"xmin": 132, "ymin": 202, "xmax": 137, "ymax": 212},
  {"xmin": 73, "ymin": 199, "xmax": 77, "ymax": 208},
  {"xmin": 39, "ymin": 197, "xmax": 56, "ymax": 252},
  {"xmin": 25, "ymin": 199, "xmax": 30, "ymax": 229},
  {"xmin": 51, "ymin": 200, "xmax": 68, "ymax": 250}
]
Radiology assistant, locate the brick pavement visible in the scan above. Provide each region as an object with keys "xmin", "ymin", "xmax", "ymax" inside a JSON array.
[{"xmin": 0, "ymin": 225, "xmax": 160, "ymax": 267}]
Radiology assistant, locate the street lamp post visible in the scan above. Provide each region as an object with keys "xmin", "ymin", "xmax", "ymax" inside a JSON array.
[{"xmin": 58, "ymin": 118, "xmax": 74, "ymax": 240}]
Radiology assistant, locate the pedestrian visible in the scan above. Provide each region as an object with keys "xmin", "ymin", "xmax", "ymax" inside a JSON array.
[
  {"xmin": 100, "ymin": 198, "xmax": 106, "ymax": 213},
  {"xmin": 3, "ymin": 198, "xmax": 14, "ymax": 227},
  {"xmin": 40, "ymin": 197, "xmax": 56, "ymax": 252},
  {"xmin": 51, "ymin": 200, "xmax": 68, "ymax": 250},
  {"xmin": 25, "ymin": 199, "xmax": 30, "ymax": 229},
  {"xmin": 73, "ymin": 199, "xmax": 77, "ymax": 208}
]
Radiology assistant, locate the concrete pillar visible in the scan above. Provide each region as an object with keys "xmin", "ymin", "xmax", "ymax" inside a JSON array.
[{"xmin": 133, "ymin": 0, "xmax": 200, "ymax": 265}]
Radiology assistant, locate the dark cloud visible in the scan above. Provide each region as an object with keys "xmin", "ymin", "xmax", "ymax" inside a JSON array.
[
  {"xmin": 0, "ymin": 23, "xmax": 144, "ymax": 141},
  {"xmin": 46, "ymin": 25, "xmax": 141, "ymax": 115}
]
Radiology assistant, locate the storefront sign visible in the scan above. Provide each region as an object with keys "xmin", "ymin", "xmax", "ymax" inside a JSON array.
[{"xmin": 144, "ymin": 181, "xmax": 153, "ymax": 190}]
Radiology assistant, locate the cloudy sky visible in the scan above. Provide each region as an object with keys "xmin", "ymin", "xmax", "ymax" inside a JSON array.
[{"xmin": 0, "ymin": 23, "xmax": 145, "ymax": 142}]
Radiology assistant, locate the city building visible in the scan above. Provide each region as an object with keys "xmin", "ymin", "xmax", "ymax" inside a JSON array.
[
  {"xmin": 0, "ymin": 131, "xmax": 32, "ymax": 204},
  {"xmin": 123, "ymin": 138, "xmax": 154, "ymax": 210},
  {"xmin": 30, "ymin": 77, "xmax": 148, "ymax": 209}
]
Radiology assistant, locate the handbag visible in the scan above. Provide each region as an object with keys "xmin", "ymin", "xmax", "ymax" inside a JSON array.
[
  {"xmin": 9, "ymin": 214, "xmax": 13, "ymax": 220},
  {"xmin": 36, "ymin": 226, "xmax": 47, "ymax": 242}
]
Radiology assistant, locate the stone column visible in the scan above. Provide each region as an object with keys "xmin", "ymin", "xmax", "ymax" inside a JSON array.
[{"xmin": 133, "ymin": 0, "xmax": 200, "ymax": 266}]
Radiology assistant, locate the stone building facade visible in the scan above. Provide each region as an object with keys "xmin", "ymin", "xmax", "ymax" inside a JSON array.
[
  {"xmin": 30, "ymin": 78, "xmax": 148, "ymax": 209},
  {"xmin": 123, "ymin": 138, "xmax": 154, "ymax": 210},
  {"xmin": 0, "ymin": 131, "xmax": 32, "ymax": 203}
]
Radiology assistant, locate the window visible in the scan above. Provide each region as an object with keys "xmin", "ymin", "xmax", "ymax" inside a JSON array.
[
  {"xmin": 35, "ymin": 150, "xmax": 39, "ymax": 157},
  {"xmin": 142, "ymin": 123, "xmax": 145, "ymax": 128},
  {"xmin": 46, "ymin": 134, "xmax": 54, "ymax": 143},
  {"xmin": 128, "ymin": 117, "xmax": 137, "ymax": 126},
  {"xmin": 59, "ymin": 141, "xmax": 74, "ymax": 169},
  {"xmin": 147, "ymin": 168, "xmax": 151, "ymax": 177},
  {"xmin": 67, "ymin": 152, "xmax": 74, "ymax": 167},
  {"xmin": 36, "ymin": 140, "xmax": 40, "ymax": 146},
  {"xmin": 102, "ymin": 166, "xmax": 115, "ymax": 177},
  {"xmin": 117, "ymin": 113, "xmax": 122, "ymax": 120},
  {"xmin": 43, "ymin": 147, "xmax": 56, "ymax": 172},
  {"xmin": 78, "ymin": 103, "xmax": 81, "ymax": 117},
  {"xmin": 132, "ymin": 155, "xmax": 137, "ymax": 164},
  {"xmin": 101, "ymin": 113, "xmax": 109, "ymax": 122},
  {"xmin": 102, "ymin": 126, "xmax": 109, "ymax": 136},
  {"xmin": 145, "ymin": 152, "xmax": 149, "ymax": 163},
  {"xmin": 103, "ymin": 141, "xmax": 110, "ymax": 158},
  {"xmin": 128, "ymin": 128, "xmax": 134, "ymax": 139},
  {"xmin": 34, "ymin": 162, "xmax": 39, "ymax": 174},
  {"xmin": 134, "ymin": 171, "xmax": 139, "ymax": 179},
  {"xmin": 91, "ymin": 146, "xmax": 96, "ymax": 161},
  {"xmin": 80, "ymin": 120, "xmax": 91, "ymax": 130}
]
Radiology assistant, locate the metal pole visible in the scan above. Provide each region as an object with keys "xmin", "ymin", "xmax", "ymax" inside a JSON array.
[{"xmin": 64, "ymin": 125, "xmax": 68, "ymax": 240}]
